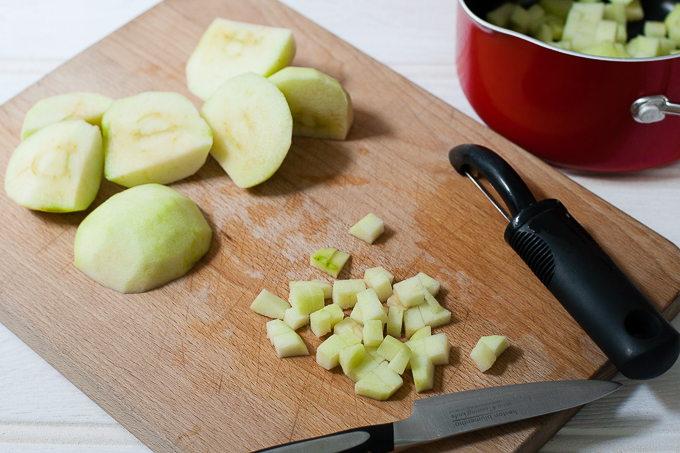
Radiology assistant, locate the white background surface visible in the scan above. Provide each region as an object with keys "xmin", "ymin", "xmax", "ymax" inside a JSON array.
[{"xmin": 1, "ymin": 0, "xmax": 680, "ymax": 452}]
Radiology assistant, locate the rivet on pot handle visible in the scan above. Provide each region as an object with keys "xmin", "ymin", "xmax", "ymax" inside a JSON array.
[{"xmin": 631, "ymin": 95, "xmax": 680, "ymax": 123}]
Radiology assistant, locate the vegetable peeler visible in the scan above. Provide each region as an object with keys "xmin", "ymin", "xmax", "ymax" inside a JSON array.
[{"xmin": 449, "ymin": 144, "xmax": 680, "ymax": 380}]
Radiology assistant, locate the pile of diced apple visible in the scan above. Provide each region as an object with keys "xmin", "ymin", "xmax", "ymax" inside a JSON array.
[
  {"xmin": 250, "ymin": 268, "xmax": 453, "ymax": 401},
  {"xmin": 486, "ymin": 0, "xmax": 680, "ymax": 58}
]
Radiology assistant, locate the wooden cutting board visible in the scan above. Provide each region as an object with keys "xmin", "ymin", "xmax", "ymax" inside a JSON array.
[{"xmin": 1, "ymin": 0, "xmax": 679, "ymax": 452}]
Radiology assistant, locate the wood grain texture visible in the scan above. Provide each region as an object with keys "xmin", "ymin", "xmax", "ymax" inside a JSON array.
[{"xmin": 1, "ymin": 0, "xmax": 679, "ymax": 452}]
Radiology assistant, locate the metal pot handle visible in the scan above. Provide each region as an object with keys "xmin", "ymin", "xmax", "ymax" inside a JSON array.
[{"xmin": 631, "ymin": 95, "xmax": 680, "ymax": 123}]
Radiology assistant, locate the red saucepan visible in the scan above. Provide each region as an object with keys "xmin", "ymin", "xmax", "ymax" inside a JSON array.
[{"xmin": 456, "ymin": 0, "xmax": 680, "ymax": 172}]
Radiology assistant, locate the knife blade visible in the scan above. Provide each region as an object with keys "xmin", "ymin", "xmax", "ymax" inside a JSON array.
[{"xmin": 253, "ymin": 379, "xmax": 621, "ymax": 453}]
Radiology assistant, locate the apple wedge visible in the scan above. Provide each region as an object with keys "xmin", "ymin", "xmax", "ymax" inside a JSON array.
[
  {"xmin": 102, "ymin": 91, "xmax": 212, "ymax": 188},
  {"xmin": 200, "ymin": 72, "xmax": 293, "ymax": 188},
  {"xmin": 74, "ymin": 183, "xmax": 212, "ymax": 293},
  {"xmin": 186, "ymin": 18, "xmax": 296, "ymax": 101},
  {"xmin": 5, "ymin": 119, "xmax": 103, "ymax": 212},
  {"xmin": 20, "ymin": 92, "xmax": 113, "ymax": 140},
  {"xmin": 268, "ymin": 67, "xmax": 353, "ymax": 140}
]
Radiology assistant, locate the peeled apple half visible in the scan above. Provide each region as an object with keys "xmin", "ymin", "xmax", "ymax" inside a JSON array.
[
  {"xmin": 74, "ymin": 184, "xmax": 212, "ymax": 294},
  {"xmin": 5, "ymin": 119, "xmax": 103, "ymax": 212},
  {"xmin": 186, "ymin": 18, "xmax": 296, "ymax": 101},
  {"xmin": 200, "ymin": 72, "xmax": 293, "ymax": 188}
]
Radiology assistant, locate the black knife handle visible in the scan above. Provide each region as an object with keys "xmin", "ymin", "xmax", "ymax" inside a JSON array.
[
  {"xmin": 449, "ymin": 144, "xmax": 680, "ymax": 380},
  {"xmin": 252, "ymin": 422, "xmax": 394, "ymax": 453}
]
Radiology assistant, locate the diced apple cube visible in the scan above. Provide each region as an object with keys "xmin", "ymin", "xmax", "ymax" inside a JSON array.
[
  {"xmin": 316, "ymin": 334, "xmax": 347, "ymax": 370},
  {"xmin": 659, "ymin": 38, "xmax": 677, "ymax": 55},
  {"xmin": 334, "ymin": 317, "xmax": 360, "ymax": 335},
  {"xmin": 393, "ymin": 276, "xmax": 425, "ymax": 308},
  {"xmin": 470, "ymin": 340, "xmax": 497, "ymax": 372},
  {"xmin": 338, "ymin": 329, "xmax": 363, "ymax": 348},
  {"xmin": 355, "ymin": 289, "xmax": 388, "ymax": 324},
  {"xmin": 480, "ymin": 335, "xmax": 510, "ymax": 357},
  {"xmin": 283, "ymin": 308, "xmax": 310, "ymax": 330},
  {"xmin": 665, "ymin": 4, "xmax": 680, "ymax": 44},
  {"xmin": 388, "ymin": 346, "xmax": 412, "ymax": 375},
  {"xmin": 273, "ymin": 331, "xmax": 310, "ymax": 358},
  {"xmin": 616, "ymin": 23, "xmax": 628, "ymax": 43},
  {"xmin": 420, "ymin": 303, "xmax": 452, "ymax": 329},
  {"xmin": 562, "ymin": 2, "xmax": 604, "ymax": 43},
  {"xmin": 265, "ymin": 320, "xmax": 309, "ymax": 358},
  {"xmin": 266, "ymin": 319, "xmax": 291, "ymax": 343},
  {"xmin": 377, "ymin": 335, "xmax": 403, "ymax": 361},
  {"xmin": 340, "ymin": 343, "xmax": 366, "ymax": 375},
  {"xmin": 625, "ymin": 0, "xmax": 644, "ymax": 21},
  {"xmin": 310, "ymin": 303, "xmax": 344, "ymax": 337},
  {"xmin": 409, "ymin": 326, "xmax": 432, "ymax": 341},
  {"xmin": 404, "ymin": 307, "xmax": 426, "ymax": 338},
  {"xmin": 539, "ymin": 0, "xmax": 574, "ymax": 20},
  {"xmin": 348, "ymin": 213, "xmax": 385, "ymax": 244},
  {"xmin": 417, "ymin": 272, "xmax": 440, "ymax": 296},
  {"xmin": 289, "ymin": 280, "xmax": 332, "ymax": 299},
  {"xmin": 509, "ymin": 5, "xmax": 531, "ymax": 34},
  {"xmin": 604, "ymin": 3, "xmax": 627, "ymax": 25},
  {"xmin": 289, "ymin": 285, "xmax": 324, "ymax": 315},
  {"xmin": 332, "ymin": 279, "xmax": 366, "ymax": 309},
  {"xmin": 424, "ymin": 334, "xmax": 450, "ymax": 366},
  {"xmin": 363, "ymin": 319, "xmax": 384, "ymax": 348},
  {"xmin": 310, "ymin": 310, "xmax": 331, "ymax": 337},
  {"xmin": 410, "ymin": 353, "xmax": 435, "ymax": 393},
  {"xmin": 350, "ymin": 302, "xmax": 364, "ymax": 324},
  {"xmin": 364, "ymin": 267, "xmax": 394, "ymax": 302},
  {"xmin": 595, "ymin": 20, "xmax": 618, "ymax": 43},
  {"xmin": 310, "ymin": 247, "xmax": 350, "ymax": 278},
  {"xmin": 250, "ymin": 289, "xmax": 290, "ymax": 319},
  {"xmin": 355, "ymin": 362, "xmax": 403, "ymax": 401},
  {"xmin": 386, "ymin": 294, "xmax": 405, "ymax": 308},
  {"xmin": 644, "ymin": 21, "xmax": 666, "ymax": 38},
  {"xmin": 486, "ymin": 2, "xmax": 515, "ymax": 28},
  {"xmin": 386, "ymin": 305, "xmax": 404, "ymax": 338},
  {"xmin": 626, "ymin": 35, "xmax": 661, "ymax": 57},
  {"xmin": 345, "ymin": 353, "xmax": 384, "ymax": 382},
  {"xmin": 526, "ymin": 4, "xmax": 547, "ymax": 35}
]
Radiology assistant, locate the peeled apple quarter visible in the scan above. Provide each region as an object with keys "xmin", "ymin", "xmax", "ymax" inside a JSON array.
[
  {"xmin": 268, "ymin": 67, "xmax": 353, "ymax": 140},
  {"xmin": 4, "ymin": 119, "xmax": 103, "ymax": 212},
  {"xmin": 186, "ymin": 18, "xmax": 296, "ymax": 101},
  {"xmin": 74, "ymin": 184, "xmax": 212, "ymax": 294},
  {"xmin": 20, "ymin": 92, "xmax": 113, "ymax": 140},
  {"xmin": 102, "ymin": 92, "xmax": 213, "ymax": 188},
  {"xmin": 200, "ymin": 72, "xmax": 293, "ymax": 188}
]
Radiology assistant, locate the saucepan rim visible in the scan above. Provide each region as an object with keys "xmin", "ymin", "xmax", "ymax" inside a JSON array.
[{"xmin": 458, "ymin": 0, "xmax": 680, "ymax": 63}]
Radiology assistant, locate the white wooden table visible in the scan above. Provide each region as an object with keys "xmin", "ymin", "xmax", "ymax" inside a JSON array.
[{"xmin": 1, "ymin": 1, "xmax": 680, "ymax": 451}]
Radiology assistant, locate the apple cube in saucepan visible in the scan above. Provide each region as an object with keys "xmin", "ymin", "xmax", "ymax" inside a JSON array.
[
  {"xmin": 269, "ymin": 66, "xmax": 353, "ymax": 140},
  {"xmin": 73, "ymin": 184, "xmax": 212, "ymax": 293},
  {"xmin": 201, "ymin": 72, "xmax": 292, "ymax": 188},
  {"xmin": 20, "ymin": 92, "xmax": 113, "ymax": 140},
  {"xmin": 5, "ymin": 119, "xmax": 103, "ymax": 213},
  {"xmin": 186, "ymin": 18, "xmax": 296, "ymax": 101},
  {"xmin": 102, "ymin": 92, "xmax": 212, "ymax": 187}
]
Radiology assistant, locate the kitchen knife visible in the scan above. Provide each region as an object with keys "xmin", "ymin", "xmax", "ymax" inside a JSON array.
[{"xmin": 253, "ymin": 379, "xmax": 621, "ymax": 453}]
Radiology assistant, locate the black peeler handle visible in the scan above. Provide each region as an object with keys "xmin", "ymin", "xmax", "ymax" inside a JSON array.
[{"xmin": 449, "ymin": 144, "xmax": 680, "ymax": 380}]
